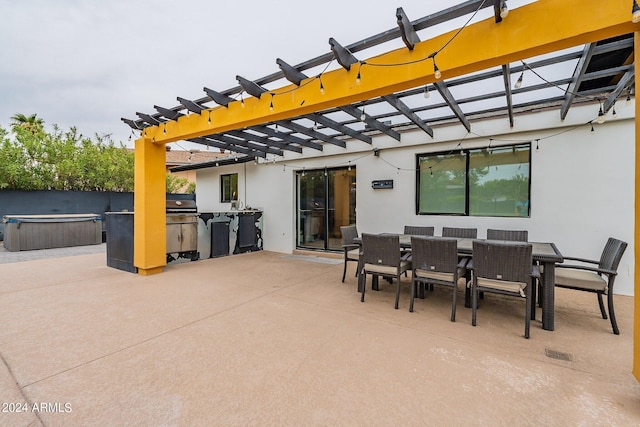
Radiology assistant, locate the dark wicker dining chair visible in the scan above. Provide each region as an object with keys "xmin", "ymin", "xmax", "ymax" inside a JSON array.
[
  {"xmin": 410, "ymin": 236, "xmax": 462, "ymax": 321},
  {"xmin": 360, "ymin": 233, "xmax": 411, "ymax": 309},
  {"xmin": 471, "ymin": 240, "xmax": 538, "ymax": 338},
  {"xmin": 554, "ymin": 237, "xmax": 627, "ymax": 334},
  {"xmin": 403, "ymin": 226, "xmax": 435, "ymax": 236},
  {"xmin": 486, "ymin": 229, "xmax": 528, "ymax": 242},
  {"xmin": 340, "ymin": 225, "xmax": 359, "ymax": 283},
  {"xmin": 442, "ymin": 227, "xmax": 478, "ymax": 238}
]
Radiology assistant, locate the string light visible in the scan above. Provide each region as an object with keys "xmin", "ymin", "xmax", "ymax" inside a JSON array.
[
  {"xmin": 319, "ymin": 76, "xmax": 325, "ymax": 94},
  {"xmin": 356, "ymin": 62, "xmax": 362, "ymax": 85},
  {"xmin": 269, "ymin": 94, "xmax": 274, "ymax": 112},
  {"xmin": 431, "ymin": 54, "xmax": 442, "ymax": 80},
  {"xmin": 500, "ymin": 0, "xmax": 509, "ymax": 19},
  {"xmin": 596, "ymin": 104, "xmax": 606, "ymax": 124},
  {"xmin": 348, "ymin": 161, "xmax": 351, "ymax": 171},
  {"xmin": 514, "ymin": 72, "xmax": 524, "ymax": 89},
  {"xmin": 423, "ymin": 85, "xmax": 430, "ymax": 98},
  {"xmin": 360, "ymin": 107, "xmax": 366, "ymax": 121},
  {"xmin": 208, "ymin": 110, "xmax": 212, "ymax": 124},
  {"xmin": 163, "ymin": 123, "xmax": 167, "ymax": 135},
  {"xmin": 633, "ymin": 0, "xmax": 640, "ymax": 23},
  {"xmin": 240, "ymin": 92, "xmax": 245, "ymax": 107},
  {"xmin": 590, "ymin": 122, "xmax": 595, "ymax": 133},
  {"xmin": 612, "ymin": 102, "xmax": 617, "ymax": 118},
  {"xmin": 626, "ymin": 93, "xmax": 632, "ymax": 106}
]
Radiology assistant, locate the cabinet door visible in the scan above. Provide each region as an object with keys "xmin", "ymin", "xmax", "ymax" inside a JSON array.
[
  {"xmin": 181, "ymin": 223, "xmax": 198, "ymax": 252},
  {"xmin": 166, "ymin": 224, "xmax": 182, "ymax": 253}
]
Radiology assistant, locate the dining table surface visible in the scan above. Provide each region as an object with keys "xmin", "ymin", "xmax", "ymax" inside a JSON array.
[{"xmin": 354, "ymin": 234, "xmax": 564, "ymax": 331}]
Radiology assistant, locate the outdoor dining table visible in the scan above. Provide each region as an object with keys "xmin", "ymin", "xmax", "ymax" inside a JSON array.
[{"xmin": 354, "ymin": 234, "xmax": 563, "ymax": 331}]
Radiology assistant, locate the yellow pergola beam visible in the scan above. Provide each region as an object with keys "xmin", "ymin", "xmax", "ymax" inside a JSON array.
[
  {"xmin": 140, "ymin": 0, "xmax": 637, "ymax": 145},
  {"xmin": 635, "ymin": 31, "xmax": 640, "ymax": 382}
]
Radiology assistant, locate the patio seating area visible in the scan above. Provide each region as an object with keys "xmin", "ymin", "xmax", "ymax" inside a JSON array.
[{"xmin": 0, "ymin": 249, "xmax": 638, "ymax": 425}]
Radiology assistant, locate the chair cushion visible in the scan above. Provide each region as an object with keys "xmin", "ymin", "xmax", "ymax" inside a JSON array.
[
  {"xmin": 346, "ymin": 248, "xmax": 360, "ymax": 261},
  {"xmin": 415, "ymin": 269, "xmax": 454, "ymax": 283},
  {"xmin": 555, "ymin": 267, "xmax": 606, "ymax": 292},
  {"xmin": 477, "ymin": 277, "xmax": 527, "ymax": 297},
  {"xmin": 364, "ymin": 260, "xmax": 410, "ymax": 276}
]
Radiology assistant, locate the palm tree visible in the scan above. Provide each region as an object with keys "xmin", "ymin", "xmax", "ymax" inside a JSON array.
[{"xmin": 10, "ymin": 113, "xmax": 44, "ymax": 133}]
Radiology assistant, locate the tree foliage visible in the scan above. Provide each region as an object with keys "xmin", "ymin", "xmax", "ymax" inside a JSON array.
[{"xmin": 0, "ymin": 116, "xmax": 196, "ymax": 193}]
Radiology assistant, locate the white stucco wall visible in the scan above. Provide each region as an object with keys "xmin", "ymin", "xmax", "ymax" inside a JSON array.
[{"xmin": 196, "ymin": 103, "xmax": 636, "ymax": 295}]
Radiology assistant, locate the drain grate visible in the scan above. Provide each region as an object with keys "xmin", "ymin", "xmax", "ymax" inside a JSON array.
[{"xmin": 545, "ymin": 348, "xmax": 572, "ymax": 361}]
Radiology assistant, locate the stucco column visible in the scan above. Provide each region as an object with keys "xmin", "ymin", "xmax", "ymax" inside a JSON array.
[
  {"xmin": 134, "ymin": 137, "xmax": 166, "ymax": 275},
  {"xmin": 634, "ymin": 32, "xmax": 640, "ymax": 382}
]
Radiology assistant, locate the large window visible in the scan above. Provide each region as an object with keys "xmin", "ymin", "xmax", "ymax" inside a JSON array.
[
  {"xmin": 417, "ymin": 144, "xmax": 530, "ymax": 217},
  {"xmin": 220, "ymin": 173, "xmax": 238, "ymax": 202}
]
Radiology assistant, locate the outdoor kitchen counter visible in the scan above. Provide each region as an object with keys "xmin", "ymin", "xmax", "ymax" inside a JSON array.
[{"xmin": 197, "ymin": 210, "xmax": 263, "ymax": 259}]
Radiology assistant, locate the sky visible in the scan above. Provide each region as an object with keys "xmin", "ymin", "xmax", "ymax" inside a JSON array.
[{"xmin": 0, "ymin": 1, "xmax": 534, "ymax": 150}]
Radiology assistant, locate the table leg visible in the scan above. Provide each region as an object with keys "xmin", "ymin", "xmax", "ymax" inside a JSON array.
[{"xmin": 541, "ymin": 261, "xmax": 555, "ymax": 331}]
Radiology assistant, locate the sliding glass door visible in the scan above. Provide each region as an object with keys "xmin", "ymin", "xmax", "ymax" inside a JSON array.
[{"xmin": 297, "ymin": 167, "xmax": 356, "ymax": 251}]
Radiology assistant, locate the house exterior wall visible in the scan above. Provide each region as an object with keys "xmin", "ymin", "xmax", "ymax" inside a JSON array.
[{"xmin": 195, "ymin": 103, "xmax": 635, "ymax": 296}]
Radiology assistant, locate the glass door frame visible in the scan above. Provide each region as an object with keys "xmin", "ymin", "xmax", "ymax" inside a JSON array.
[{"xmin": 296, "ymin": 166, "xmax": 356, "ymax": 251}]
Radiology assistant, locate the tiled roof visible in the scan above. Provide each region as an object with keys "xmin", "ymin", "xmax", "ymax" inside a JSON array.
[{"xmin": 165, "ymin": 149, "xmax": 225, "ymax": 166}]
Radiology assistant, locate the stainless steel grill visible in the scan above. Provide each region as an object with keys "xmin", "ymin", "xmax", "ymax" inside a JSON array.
[{"xmin": 166, "ymin": 199, "xmax": 199, "ymax": 262}]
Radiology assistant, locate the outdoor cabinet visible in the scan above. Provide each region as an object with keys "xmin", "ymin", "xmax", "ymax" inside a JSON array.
[
  {"xmin": 166, "ymin": 214, "xmax": 198, "ymax": 256},
  {"xmin": 211, "ymin": 222, "xmax": 230, "ymax": 258},
  {"xmin": 238, "ymin": 212, "xmax": 256, "ymax": 249},
  {"xmin": 105, "ymin": 212, "xmax": 137, "ymax": 273}
]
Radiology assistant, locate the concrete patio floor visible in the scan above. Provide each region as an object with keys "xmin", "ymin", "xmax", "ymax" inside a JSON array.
[{"xmin": 0, "ymin": 248, "xmax": 638, "ymax": 426}]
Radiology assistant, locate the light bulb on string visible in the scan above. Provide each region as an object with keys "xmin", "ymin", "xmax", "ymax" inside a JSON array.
[
  {"xmin": 500, "ymin": 1, "xmax": 509, "ymax": 18},
  {"xmin": 612, "ymin": 102, "xmax": 617, "ymax": 118},
  {"xmin": 626, "ymin": 93, "xmax": 632, "ymax": 106},
  {"xmin": 319, "ymin": 77, "xmax": 325, "ymax": 95},
  {"xmin": 348, "ymin": 161, "xmax": 351, "ymax": 171},
  {"xmin": 240, "ymin": 92, "xmax": 245, "ymax": 107},
  {"xmin": 633, "ymin": 0, "xmax": 640, "ymax": 23},
  {"xmin": 423, "ymin": 85, "xmax": 430, "ymax": 99},
  {"xmin": 596, "ymin": 104, "xmax": 606, "ymax": 124},
  {"xmin": 433, "ymin": 62, "xmax": 442, "ymax": 80},
  {"xmin": 514, "ymin": 72, "xmax": 524, "ymax": 89},
  {"xmin": 360, "ymin": 107, "xmax": 366, "ymax": 121},
  {"xmin": 208, "ymin": 110, "xmax": 212, "ymax": 124},
  {"xmin": 590, "ymin": 122, "xmax": 595, "ymax": 133},
  {"xmin": 356, "ymin": 62, "xmax": 362, "ymax": 85},
  {"xmin": 269, "ymin": 94, "xmax": 274, "ymax": 112}
]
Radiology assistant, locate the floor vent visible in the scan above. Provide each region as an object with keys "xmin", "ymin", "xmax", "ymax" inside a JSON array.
[{"xmin": 545, "ymin": 348, "xmax": 572, "ymax": 361}]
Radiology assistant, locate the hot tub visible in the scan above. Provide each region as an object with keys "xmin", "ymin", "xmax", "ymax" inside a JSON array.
[{"xmin": 2, "ymin": 214, "xmax": 102, "ymax": 251}]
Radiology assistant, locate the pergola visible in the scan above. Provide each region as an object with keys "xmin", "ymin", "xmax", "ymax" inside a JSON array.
[{"xmin": 122, "ymin": 0, "xmax": 640, "ymax": 379}]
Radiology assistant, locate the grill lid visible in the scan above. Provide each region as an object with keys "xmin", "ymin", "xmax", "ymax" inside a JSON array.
[{"xmin": 166, "ymin": 199, "xmax": 197, "ymax": 212}]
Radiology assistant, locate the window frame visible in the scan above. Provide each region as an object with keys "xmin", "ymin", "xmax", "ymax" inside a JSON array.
[
  {"xmin": 220, "ymin": 173, "xmax": 238, "ymax": 203},
  {"xmin": 415, "ymin": 143, "xmax": 531, "ymax": 217}
]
